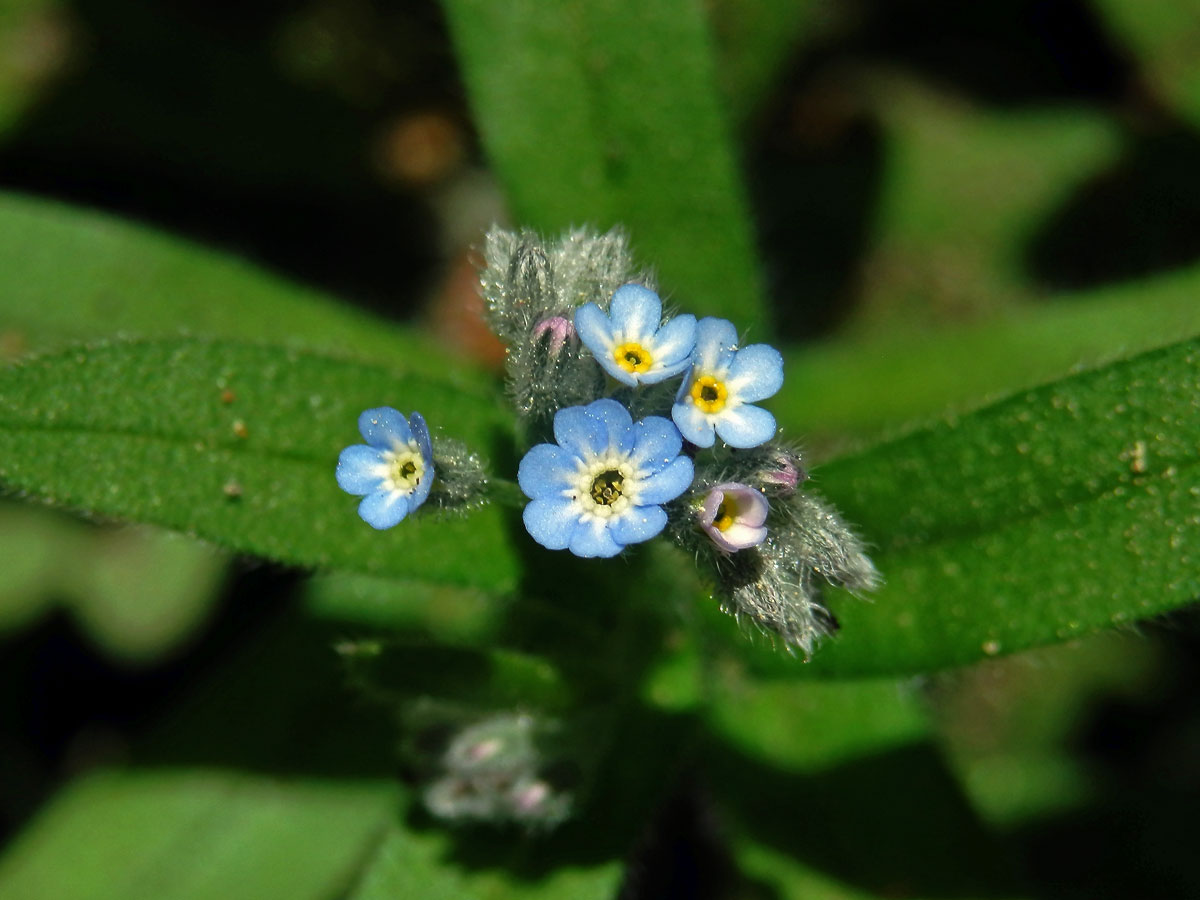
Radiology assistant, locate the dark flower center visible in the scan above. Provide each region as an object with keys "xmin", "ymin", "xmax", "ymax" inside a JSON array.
[
  {"xmin": 700, "ymin": 384, "xmax": 720, "ymax": 402},
  {"xmin": 590, "ymin": 470, "xmax": 624, "ymax": 505}
]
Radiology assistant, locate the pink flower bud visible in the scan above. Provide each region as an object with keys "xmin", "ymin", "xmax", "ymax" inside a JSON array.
[
  {"xmin": 698, "ymin": 482, "xmax": 769, "ymax": 552},
  {"xmin": 532, "ymin": 315, "xmax": 576, "ymax": 359},
  {"xmin": 759, "ymin": 449, "xmax": 807, "ymax": 496}
]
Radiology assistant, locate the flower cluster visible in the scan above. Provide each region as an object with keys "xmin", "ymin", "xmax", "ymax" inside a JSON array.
[
  {"xmin": 334, "ymin": 227, "xmax": 877, "ymax": 655},
  {"xmin": 420, "ymin": 713, "xmax": 572, "ymax": 829}
]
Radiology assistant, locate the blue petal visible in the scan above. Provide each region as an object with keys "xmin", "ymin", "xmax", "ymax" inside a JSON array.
[
  {"xmin": 585, "ymin": 398, "xmax": 635, "ymax": 455},
  {"xmin": 409, "ymin": 461, "xmax": 434, "ymax": 509},
  {"xmin": 359, "ymin": 407, "xmax": 412, "ymax": 449},
  {"xmin": 518, "ymin": 444, "xmax": 575, "ymax": 500},
  {"xmin": 568, "ymin": 519, "xmax": 624, "ymax": 558},
  {"xmin": 651, "ymin": 314, "xmax": 697, "ymax": 367},
  {"xmin": 554, "ymin": 405, "xmax": 608, "ymax": 459},
  {"xmin": 609, "ymin": 283, "xmax": 661, "ymax": 342},
  {"xmin": 336, "ymin": 445, "xmax": 387, "ymax": 495},
  {"xmin": 671, "ymin": 400, "xmax": 716, "ymax": 448},
  {"xmin": 574, "ymin": 303, "xmax": 614, "ymax": 357},
  {"xmin": 611, "ymin": 505, "xmax": 668, "ymax": 545},
  {"xmin": 522, "ymin": 498, "xmax": 579, "ymax": 551},
  {"xmin": 358, "ymin": 490, "xmax": 410, "ymax": 529},
  {"xmin": 410, "ymin": 411, "xmax": 434, "ymax": 462},
  {"xmin": 715, "ymin": 404, "xmax": 777, "ymax": 449},
  {"xmin": 630, "ymin": 415, "xmax": 683, "ymax": 473},
  {"xmin": 693, "ymin": 318, "xmax": 738, "ymax": 372},
  {"xmin": 728, "ymin": 344, "xmax": 784, "ymax": 403},
  {"xmin": 635, "ymin": 456, "xmax": 694, "ymax": 505}
]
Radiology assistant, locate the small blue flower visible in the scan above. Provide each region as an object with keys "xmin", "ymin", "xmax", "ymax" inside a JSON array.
[
  {"xmin": 574, "ymin": 283, "xmax": 696, "ymax": 387},
  {"xmin": 518, "ymin": 398, "xmax": 694, "ymax": 558},
  {"xmin": 336, "ymin": 407, "xmax": 434, "ymax": 529},
  {"xmin": 672, "ymin": 317, "xmax": 784, "ymax": 449}
]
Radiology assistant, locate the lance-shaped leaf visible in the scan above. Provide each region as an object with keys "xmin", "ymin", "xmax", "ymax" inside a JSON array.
[
  {"xmin": 0, "ymin": 191, "xmax": 470, "ymax": 374},
  {"xmin": 0, "ymin": 769, "xmax": 400, "ymax": 900},
  {"xmin": 440, "ymin": 0, "xmax": 766, "ymax": 324},
  {"xmin": 746, "ymin": 336, "xmax": 1200, "ymax": 676},
  {"xmin": 0, "ymin": 338, "xmax": 519, "ymax": 592}
]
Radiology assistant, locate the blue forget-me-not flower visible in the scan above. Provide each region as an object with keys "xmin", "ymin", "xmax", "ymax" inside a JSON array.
[
  {"xmin": 672, "ymin": 317, "xmax": 784, "ymax": 449},
  {"xmin": 575, "ymin": 284, "xmax": 696, "ymax": 387},
  {"xmin": 518, "ymin": 398, "xmax": 694, "ymax": 557},
  {"xmin": 336, "ymin": 407, "xmax": 433, "ymax": 529}
]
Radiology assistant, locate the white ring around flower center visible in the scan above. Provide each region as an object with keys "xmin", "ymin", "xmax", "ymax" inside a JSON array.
[
  {"xmin": 569, "ymin": 454, "xmax": 637, "ymax": 519},
  {"xmin": 380, "ymin": 442, "xmax": 424, "ymax": 494}
]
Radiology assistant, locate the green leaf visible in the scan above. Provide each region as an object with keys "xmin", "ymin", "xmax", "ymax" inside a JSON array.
[
  {"xmin": 0, "ymin": 769, "xmax": 399, "ymax": 900},
  {"xmin": 856, "ymin": 84, "xmax": 1120, "ymax": 330},
  {"xmin": 441, "ymin": 0, "xmax": 766, "ymax": 324},
  {"xmin": 0, "ymin": 338, "xmax": 520, "ymax": 591},
  {"xmin": 0, "ymin": 191, "xmax": 471, "ymax": 374},
  {"xmin": 709, "ymin": 0, "xmax": 820, "ymax": 126},
  {"xmin": 0, "ymin": 502, "xmax": 225, "ymax": 662},
  {"xmin": 0, "ymin": 613, "xmax": 405, "ymax": 900},
  {"xmin": 1091, "ymin": 0, "xmax": 1200, "ymax": 127},
  {"xmin": 763, "ymin": 336, "xmax": 1200, "ymax": 676},
  {"xmin": 338, "ymin": 639, "xmax": 573, "ymax": 712},
  {"xmin": 705, "ymin": 676, "xmax": 930, "ymax": 771},
  {"xmin": 350, "ymin": 800, "xmax": 623, "ymax": 900},
  {"xmin": 778, "ymin": 264, "xmax": 1200, "ymax": 442},
  {"xmin": 305, "ymin": 572, "xmax": 507, "ymax": 643},
  {"xmin": 702, "ymin": 674, "xmax": 1020, "ymax": 898}
]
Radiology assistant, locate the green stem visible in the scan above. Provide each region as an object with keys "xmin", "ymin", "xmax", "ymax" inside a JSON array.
[{"xmin": 488, "ymin": 477, "xmax": 526, "ymax": 508}]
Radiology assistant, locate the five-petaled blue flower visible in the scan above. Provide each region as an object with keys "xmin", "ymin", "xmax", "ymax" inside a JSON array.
[
  {"xmin": 575, "ymin": 284, "xmax": 696, "ymax": 387},
  {"xmin": 518, "ymin": 398, "xmax": 694, "ymax": 558},
  {"xmin": 672, "ymin": 317, "xmax": 784, "ymax": 449},
  {"xmin": 336, "ymin": 407, "xmax": 434, "ymax": 529}
]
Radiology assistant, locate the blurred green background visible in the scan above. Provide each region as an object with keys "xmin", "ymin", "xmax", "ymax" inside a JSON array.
[{"xmin": 1, "ymin": 1, "xmax": 1199, "ymax": 898}]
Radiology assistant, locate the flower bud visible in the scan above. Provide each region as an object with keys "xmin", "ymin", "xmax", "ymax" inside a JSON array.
[{"xmin": 698, "ymin": 483, "xmax": 769, "ymax": 552}]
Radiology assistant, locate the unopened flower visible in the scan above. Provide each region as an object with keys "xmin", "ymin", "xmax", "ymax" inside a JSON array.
[
  {"xmin": 336, "ymin": 407, "xmax": 433, "ymax": 529},
  {"xmin": 532, "ymin": 315, "xmax": 576, "ymax": 360},
  {"xmin": 756, "ymin": 447, "xmax": 808, "ymax": 496},
  {"xmin": 575, "ymin": 283, "xmax": 696, "ymax": 387},
  {"xmin": 518, "ymin": 398, "xmax": 694, "ymax": 557},
  {"xmin": 672, "ymin": 317, "xmax": 783, "ymax": 448},
  {"xmin": 699, "ymin": 483, "xmax": 769, "ymax": 552}
]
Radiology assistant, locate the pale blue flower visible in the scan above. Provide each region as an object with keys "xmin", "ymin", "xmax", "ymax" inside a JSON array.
[
  {"xmin": 672, "ymin": 317, "xmax": 783, "ymax": 449},
  {"xmin": 574, "ymin": 284, "xmax": 696, "ymax": 387},
  {"xmin": 336, "ymin": 407, "xmax": 433, "ymax": 529},
  {"xmin": 518, "ymin": 398, "xmax": 693, "ymax": 558}
]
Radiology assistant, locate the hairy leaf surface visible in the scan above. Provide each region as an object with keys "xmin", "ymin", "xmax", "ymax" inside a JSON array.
[{"xmin": 0, "ymin": 338, "xmax": 519, "ymax": 591}]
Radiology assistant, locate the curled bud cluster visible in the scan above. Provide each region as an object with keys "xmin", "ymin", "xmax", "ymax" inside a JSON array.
[
  {"xmin": 420, "ymin": 713, "xmax": 572, "ymax": 829},
  {"xmin": 479, "ymin": 227, "xmax": 646, "ymax": 425}
]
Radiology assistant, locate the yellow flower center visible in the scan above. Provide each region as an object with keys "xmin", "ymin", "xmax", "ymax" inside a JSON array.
[
  {"xmin": 712, "ymin": 496, "xmax": 736, "ymax": 531},
  {"xmin": 690, "ymin": 375, "xmax": 728, "ymax": 413},
  {"xmin": 386, "ymin": 448, "xmax": 424, "ymax": 492},
  {"xmin": 590, "ymin": 470, "xmax": 624, "ymax": 506},
  {"xmin": 613, "ymin": 342, "xmax": 652, "ymax": 374}
]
